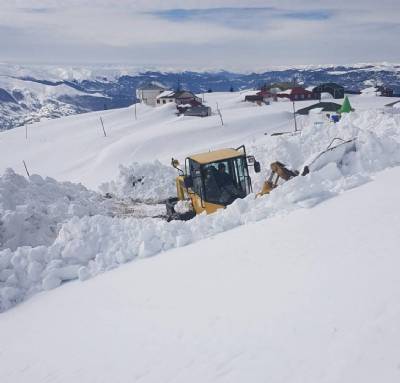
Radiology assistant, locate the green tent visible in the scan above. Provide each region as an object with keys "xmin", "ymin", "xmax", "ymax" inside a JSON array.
[{"xmin": 339, "ymin": 96, "xmax": 353, "ymax": 113}]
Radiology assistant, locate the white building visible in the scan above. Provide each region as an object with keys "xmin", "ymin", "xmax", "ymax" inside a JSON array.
[
  {"xmin": 136, "ymin": 83, "xmax": 167, "ymax": 106},
  {"xmin": 156, "ymin": 90, "xmax": 202, "ymax": 106},
  {"xmin": 156, "ymin": 90, "xmax": 176, "ymax": 105}
]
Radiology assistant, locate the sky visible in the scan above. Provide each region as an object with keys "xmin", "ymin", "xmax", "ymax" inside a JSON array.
[{"xmin": 1, "ymin": 0, "xmax": 399, "ymax": 71}]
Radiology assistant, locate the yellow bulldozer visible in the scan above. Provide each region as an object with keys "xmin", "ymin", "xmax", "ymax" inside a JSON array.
[
  {"xmin": 166, "ymin": 138, "xmax": 356, "ymax": 221},
  {"xmin": 166, "ymin": 145, "xmax": 298, "ymax": 221}
]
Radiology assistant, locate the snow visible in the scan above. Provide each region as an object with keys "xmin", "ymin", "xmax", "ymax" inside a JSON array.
[
  {"xmin": 361, "ymin": 86, "xmax": 379, "ymax": 96},
  {"xmin": 2, "ymin": 62, "xmax": 400, "ymax": 80},
  {"xmin": 1, "ymin": 89, "xmax": 400, "ymax": 381},
  {"xmin": 320, "ymin": 91, "xmax": 334, "ymax": 99},
  {"xmin": 1, "ymin": 93, "xmax": 400, "ymax": 311},
  {"xmin": 0, "ymin": 169, "xmax": 110, "ymax": 251},
  {"xmin": 327, "ymin": 70, "xmax": 348, "ymax": 75},
  {"xmin": 99, "ymin": 161, "xmax": 177, "ymax": 202},
  {"xmin": 0, "ymin": 76, "xmax": 104, "ymax": 101},
  {"xmin": 1, "ymin": 166, "xmax": 400, "ymax": 383},
  {"xmin": 156, "ymin": 90, "xmax": 175, "ymax": 99}
]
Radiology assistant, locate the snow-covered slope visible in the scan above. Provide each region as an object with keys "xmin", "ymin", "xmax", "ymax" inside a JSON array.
[
  {"xmin": 1, "ymin": 89, "xmax": 400, "ymax": 381},
  {"xmin": 0, "ymin": 91, "xmax": 296, "ymax": 188},
  {"xmin": 1, "ymin": 91, "xmax": 398, "ymax": 189},
  {"xmin": 0, "ymin": 75, "xmax": 109, "ymax": 130},
  {"xmin": 1, "ymin": 167, "xmax": 400, "ymax": 383}
]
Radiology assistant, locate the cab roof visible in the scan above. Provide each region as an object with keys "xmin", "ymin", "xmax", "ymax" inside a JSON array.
[{"xmin": 188, "ymin": 148, "xmax": 244, "ymax": 164}]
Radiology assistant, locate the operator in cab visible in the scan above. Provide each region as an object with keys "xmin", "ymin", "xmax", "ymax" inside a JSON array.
[{"xmin": 216, "ymin": 163, "xmax": 232, "ymax": 187}]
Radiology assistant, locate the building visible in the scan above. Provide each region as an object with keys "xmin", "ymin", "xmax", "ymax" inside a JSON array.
[
  {"xmin": 313, "ymin": 83, "xmax": 345, "ymax": 99},
  {"xmin": 377, "ymin": 86, "xmax": 394, "ymax": 97},
  {"xmin": 156, "ymin": 90, "xmax": 201, "ymax": 106},
  {"xmin": 244, "ymin": 87, "xmax": 274, "ymax": 104},
  {"xmin": 184, "ymin": 105, "xmax": 212, "ymax": 117},
  {"xmin": 156, "ymin": 90, "xmax": 176, "ymax": 105},
  {"xmin": 175, "ymin": 90, "xmax": 202, "ymax": 105},
  {"xmin": 277, "ymin": 87, "xmax": 317, "ymax": 102},
  {"xmin": 136, "ymin": 83, "xmax": 167, "ymax": 106},
  {"xmin": 244, "ymin": 94, "xmax": 265, "ymax": 104},
  {"xmin": 176, "ymin": 99, "xmax": 202, "ymax": 113},
  {"xmin": 296, "ymin": 102, "xmax": 342, "ymax": 116}
]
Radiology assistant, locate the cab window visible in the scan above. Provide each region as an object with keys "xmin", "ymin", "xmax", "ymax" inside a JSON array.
[{"xmin": 202, "ymin": 157, "xmax": 249, "ymax": 205}]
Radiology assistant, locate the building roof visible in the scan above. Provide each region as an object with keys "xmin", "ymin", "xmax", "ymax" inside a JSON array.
[
  {"xmin": 296, "ymin": 102, "xmax": 342, "ymax": 115},
  {"xmin": 157, "ymin": 90, "xmax": 197, "ymax": 99},
  {"xmin": 314, "ymin": 83, "xmax": 344, "ymax": 90},
  {"xmin": 177, "ymin": 100, "xmax": 202, "ymax": 108},
  {"xmin": 174, "ymin": 90, "xmax": 197, "ymax": 99},
  {"xmin": 189, "ymin": 148, "xmax": 243, "ymax": 164},
  {"xmin": 156, "ymin": 90, "xmax": 175, "ymax": 99},
  {"xmin": 290, "ymin": 87, "xmax": 314, "ymax": 95},
  {"xmin": 278, "ymin": 87, "xmax": 314, "ymax": 96}
]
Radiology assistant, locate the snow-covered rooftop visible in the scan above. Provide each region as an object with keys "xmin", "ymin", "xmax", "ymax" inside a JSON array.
[{"xmin": 156, "ymin": 90, "xmax": 175, "ymax": 99}]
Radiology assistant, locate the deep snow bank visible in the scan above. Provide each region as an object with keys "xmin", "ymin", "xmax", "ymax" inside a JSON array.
[
  {"xmin": 2, "ymin": 166, "xmax": 400, "ymax": 383},
  {"xmin": 0, "ymin": 169, "xmax": 110, "ymax": 252},
  {"xmin": 249, "ymin": 109, "xmax": 400, "ymax": 191},
  {"xmin": 1, "ymin": 109, "xmax": 400, "ymax": 311},
  {"xmin": 99, "ymin": 161, "xmax": 176, "ymax": 202}
]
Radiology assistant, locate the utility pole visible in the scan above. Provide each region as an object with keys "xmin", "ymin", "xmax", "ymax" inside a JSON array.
[
  {"xmin": 292, "ymin": 101, "xmax": 298, "ymax": 132},
  {"xmin": 100, "ymin": 117, "xmax": 107, "ymax": 137},
  {"xmin": 22, "ymin": 160, "xmax": 30, "ymax": 177},
  {"xmin": 216, "ymin": 102, "xmax": 224, "ymax": 126},
  {"xmin": 134, "ymin": 102, "xmax": 137, "ymax": 120}
]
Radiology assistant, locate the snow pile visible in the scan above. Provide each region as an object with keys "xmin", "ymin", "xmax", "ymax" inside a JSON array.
[
  {"xmin": 2, "ymin": 108, "xmax": 400, "ymax": 312},
  {"xmin": 99, "ymin": 161, "xmax": 177, "ymax": 202},
  {"xmin": 0, "ymin": 162, "xmax": 369, "ymax": 311},
  {"xmin": 0, "ymin": 169, "xmax": 110, "ymax": 252},
  {"xmin": 250, "ymin": 109, "xmax": 400, "ymax": 190}
]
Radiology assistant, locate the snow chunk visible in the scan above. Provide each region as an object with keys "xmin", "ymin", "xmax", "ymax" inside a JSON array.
[
  {"xmin": 0, "ymin": 169, "xmax": 111, "ymax": 251},
  {"xmin": 99, "ymin": 161, "xmax": 177, "ymax": 202}
]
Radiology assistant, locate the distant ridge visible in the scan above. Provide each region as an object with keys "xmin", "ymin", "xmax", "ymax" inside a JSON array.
[{"xmin": 1, "ymin": 63, "xmax": 400, "ymax": 130}]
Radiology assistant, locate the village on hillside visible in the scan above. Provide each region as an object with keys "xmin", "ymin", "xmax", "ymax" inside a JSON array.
[{"xmin": 136, "ymin": 79, "xmax": 400, "ymax": 124}]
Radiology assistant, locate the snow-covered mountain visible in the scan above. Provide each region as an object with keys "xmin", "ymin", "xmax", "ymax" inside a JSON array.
[
  {"xmin": 1, "ymin": 89, "xmax": 400, "ymax": 382},
  {"xmin": 1, "ymin": 62, "xmax": 400, "ymax": 130},
  {"xmin": 0, "ymin": 75, "xmax": 110, "ymax": 130}
]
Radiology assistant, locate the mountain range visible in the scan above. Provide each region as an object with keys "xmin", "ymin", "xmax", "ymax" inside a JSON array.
[{"xmin": 1, "ymin": 63, "xmax": 400, "ymax": 130}]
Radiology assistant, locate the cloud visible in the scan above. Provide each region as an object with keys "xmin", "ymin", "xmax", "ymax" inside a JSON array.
[
  {"xmin": 149, "ymin": 7, "xmax": 333, "ymax": 29},
  {"xmin": 0, "ymin": 1, "xmax": 399, "ymax": 69}
]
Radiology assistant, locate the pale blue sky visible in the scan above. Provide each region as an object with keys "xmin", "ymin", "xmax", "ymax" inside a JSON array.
[{"xmin": 1, "ymin": 1, "xmax": 399, "ymax": 70}]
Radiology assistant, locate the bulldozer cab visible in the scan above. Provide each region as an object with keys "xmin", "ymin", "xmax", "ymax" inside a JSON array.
[
  {"xmin": 187, "ymin": 156, "xmax": 250, "ymax": 205},
  {"xmin": 167, "ymin": 145, "xmax": 260, "ymax": 220},
  {"xmin": 173, "ymin": 145, "xmax": 257, "ymax": 216}
]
